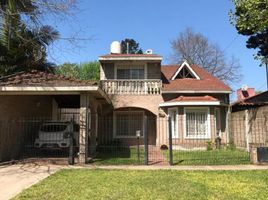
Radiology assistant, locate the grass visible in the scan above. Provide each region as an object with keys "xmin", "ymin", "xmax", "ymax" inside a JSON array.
[
  {"xmin": 168, "ymin": 149, "xmax": 250, "ymax": 165},
  {"xmin": 92, "ymin": 146, "xmax": 250, "ymax": 165},
  {"xmin": 14, "ymin": 169, "xmax": 268, "ymax": 200},
  {"xmin": 92, "ymin": 146, "xmax": 144, "ymax": 165}
]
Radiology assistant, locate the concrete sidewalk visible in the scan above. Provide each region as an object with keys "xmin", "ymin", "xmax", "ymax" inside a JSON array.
[
  {"xmin": 86, "ymin": 164, "xmax": 268, "ymax": 171},
  {"xmin": 0, "ymin": 163, "xmax": 62, "ymax": 200},
  {"xmin": 1, "ymin": 163, "xmax": 268, "ymax": 200}
]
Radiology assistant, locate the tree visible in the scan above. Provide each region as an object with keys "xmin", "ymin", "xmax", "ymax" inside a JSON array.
[
  {"xmin": 121, "ymin": 38, "xmax": 143, "ymax": 54},
  {"xmin": 56, "ymin": 61, "xmax": 100, "ymax": 80},
  {"xmin": 78, "ymin": 61, "xmax": 100, "ymax": 80},
  {"xmin": 55, "ymin": 63, "xmax": 79, "ymax": 79},
  {"xmin": 229, "ymin": 0, "xmax": 268, "ymax": 65},
  {"xmin": 0, "ymin": 0, "xmax": 76, "ymax": 76},
  {"xmin": 170, "ymin": 28, "xmax": 242, "ymax": 84},
  {"xmin": 0, "ymin": 24, "xmax": 59, "ymax": 75}
]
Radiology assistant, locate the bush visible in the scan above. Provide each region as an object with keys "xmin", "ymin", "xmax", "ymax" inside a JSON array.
[
  {"xmin": 206, "ymin": 141, "xmax": 213, "ymax": 151},
  {"xmin": 227, "ymin": 141, "xmax": 236, "ymax": 150},
  {"xmin": 160, "ymin": 144, "xmax": 168, "ymax": 150}
]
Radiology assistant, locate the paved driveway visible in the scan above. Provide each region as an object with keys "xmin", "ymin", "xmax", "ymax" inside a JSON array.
[{"xmin": 0, "ymin": 163, "xmax": 62, "ymax": 200}]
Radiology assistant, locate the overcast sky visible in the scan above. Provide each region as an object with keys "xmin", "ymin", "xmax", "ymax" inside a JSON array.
[{"xmin": 47, "ymin": 0, "xmax": 267, "ymax": 95}]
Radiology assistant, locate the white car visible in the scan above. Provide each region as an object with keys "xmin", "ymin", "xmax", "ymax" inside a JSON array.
[{"xmin": 34, "ymin": 122, "xmax": 79, "ymax": 149}]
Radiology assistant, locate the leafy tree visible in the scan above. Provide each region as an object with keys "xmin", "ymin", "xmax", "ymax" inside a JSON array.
[
  {"xmin": 121, "ymin": 38, "xmax": 143, "ymax": 54},
  {"xmin": 0, "ymin": 24, "xmax": 59, "ymax": 75},
  {"xmin": 56, "ymin": 61, "xmax": 100, "ymax": 80},
  {"xmin": 55, "ymin": 63, "xmax": 79, "ymax": 79},
  {"xmin": 78, "ymin": 61, "xmax": 100, "ymax": 80},
  {"xmin": 170, "ymin": 28, "xmax": 242, "ymax": 84},
  {"xmin": 230, "ymin": 0, "xmax": 268, "ymax": 65},
  {"xmin": 0, "ymin": 0, "xmax": 76, "ymax": 76}
]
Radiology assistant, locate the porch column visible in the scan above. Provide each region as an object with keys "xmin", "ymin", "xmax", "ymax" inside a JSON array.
[
  {"xmin": 156, "ymin": 116, "xmax": 161, "ymax": 145},
  {"xmin": 88, "ymin": 99, "xmax": 98, "ymax": 156},
  {"xmin": 157, "ymin": 108, "xmax": 168, "ymax": 146},
  {"xmin": 79, "ymin": 92, "xmax": 89, "ymax": 164}
]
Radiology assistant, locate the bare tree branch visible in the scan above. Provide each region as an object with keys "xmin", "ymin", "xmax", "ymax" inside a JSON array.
[{"xmin": 170, "ymin": 28, "xmax": 242, "ymax": 85}]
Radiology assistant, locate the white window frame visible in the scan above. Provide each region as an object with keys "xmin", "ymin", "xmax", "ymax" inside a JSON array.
[
  {"xmin": 171, "ymin": 60, "xmax": 200, "ymax": 80},
  {"xmin": 114, "ymin": 63, "xmax": 147, "ymax": 79},
  {"xmin": 183, "ymin": 107, "xmax": 211, "ymax": 139},
  {"xmin": 113, "ymin": 110, "xmax": 145, "ymax": 138},
  {"xmin": 215, "ymin": 108, "xmax": 221, "ymax": 137},
  {"xmin": 168, "ymin": 107, "xmax": 179, "ymax": 139}
]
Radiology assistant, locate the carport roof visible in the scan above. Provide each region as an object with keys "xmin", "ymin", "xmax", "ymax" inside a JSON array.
[{"xmin": 0, "ymin": 70, "xmax": 98, "ymax": 87}]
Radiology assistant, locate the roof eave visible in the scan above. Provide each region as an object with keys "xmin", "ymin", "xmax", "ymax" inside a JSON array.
[
  {"xmin": 159, "ymin": 101, "xmax": 221, "ymax": 107},
  {"xmin": 0, "ymin": 86, "xmax": 99, "ymax": 92},
  {"xmin": 99, "ymin": 57, "xmax": 162, "ymax": 61}
]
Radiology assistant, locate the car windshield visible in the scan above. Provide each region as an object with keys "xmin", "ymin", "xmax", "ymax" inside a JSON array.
[{"xmin": 40, "ymin": 124, "xmax": 67, "ymax": 132}]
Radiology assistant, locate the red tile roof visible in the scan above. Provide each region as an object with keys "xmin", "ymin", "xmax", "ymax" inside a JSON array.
[
  {"xmin": 168, "ymin": 95, "xmax": 218, "ymax": 102},
  {"xmin": 0, "ymin": 70, "xmax": 98, "ymax": 87},
  {"xmin": 161, "ymin": 65, "xmax": 231, "ymax": 92},
  {"xmin": 232, "ymin": 91, "xmax": 268, "ymax": 106}
]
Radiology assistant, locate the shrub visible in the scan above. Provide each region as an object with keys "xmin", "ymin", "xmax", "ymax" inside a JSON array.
[
  {"xmin": 160, "ymin": 144, "xmax": 168, "ymax": 150},
  {"xmin": 206, "ymin": 141, "xmax": 213, "ymax": 151},
  {"xmin": 227, "ymin": 141, "xmax": 236, "ymax": 150}
]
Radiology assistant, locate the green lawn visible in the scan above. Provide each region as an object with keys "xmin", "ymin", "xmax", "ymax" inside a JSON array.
[
  {"xmin": 92, "ymin": 146, "xmax": 144, "ymax": 165},
  {"xmin": 169, "ymin": 149, "xmax": 250, "ymax": 165},
  {"xmin": 92, "ymin": 146, "xmax": 249, "ymax": 165},
  {"xmin": 14, "ymin": 169, "xmax": 268, "ymax": 200}
]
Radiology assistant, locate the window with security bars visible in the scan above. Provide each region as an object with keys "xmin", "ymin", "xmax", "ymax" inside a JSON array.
[
  {"xmin": 114, "ymin": 111, "xmax": 144, "ymax": 138},
  {"xmin": 185, "ymin": 108, "xmax": 210, "ymax": 138}
]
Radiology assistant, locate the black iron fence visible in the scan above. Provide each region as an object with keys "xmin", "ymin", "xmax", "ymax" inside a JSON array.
[
  {"xmin": 2, "ymin": 114, "xmax": 266, "ymax": 165},
  {"xmin": 0, "ymin": 118, "xmax": 79, "ymax": 164}
]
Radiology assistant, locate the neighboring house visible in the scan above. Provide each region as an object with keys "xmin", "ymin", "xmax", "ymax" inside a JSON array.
[
  {"xmin": 231, "ymin": 90, "xmax": 268, "ymax": 151},
  {"xmin": 0, "ymin": 42, "xmax": 232, "ymax": 163}
]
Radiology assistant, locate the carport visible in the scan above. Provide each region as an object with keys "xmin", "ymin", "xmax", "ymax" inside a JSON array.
[{"xmin": 0, "ymin": 70, "xmax": 110, "ymax": 164}]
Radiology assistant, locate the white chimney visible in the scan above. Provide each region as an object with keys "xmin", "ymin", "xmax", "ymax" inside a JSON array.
[{"xmin": 110, "ymin": 41, "xmax": 121, "ymax": 54}]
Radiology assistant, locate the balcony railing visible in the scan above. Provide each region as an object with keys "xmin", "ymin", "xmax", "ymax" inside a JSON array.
[{"xmin": 100, "ymin": 79, "xmax": 162, "ymax": 95}]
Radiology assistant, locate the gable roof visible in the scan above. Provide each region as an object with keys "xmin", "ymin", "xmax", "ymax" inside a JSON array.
[
  {"xmin": 161, "ymin": 64, "xmax": 231, "ymax": 93},
  {"xmin": 171, "ymin": 61, "xmax": 200, "ymax": 80}
]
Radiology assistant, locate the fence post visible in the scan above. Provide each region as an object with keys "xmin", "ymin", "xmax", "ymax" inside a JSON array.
[
  {"xmin": 168, "ymin": 116, "xmax": 173, "ymax": 165},
  {"xmin": 144, "ymin": 115, "xmax": 148, "ymax": 165},
  {"xmin": 68, "ymin": 118, "xmax": 74, "ymax": 165}
]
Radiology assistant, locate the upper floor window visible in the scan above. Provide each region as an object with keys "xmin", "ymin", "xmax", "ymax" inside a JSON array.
[
  {"xmin": 117, "ymin": 69, "xmax": 144, "ymax": 79},
  {"xmin": 116, "ymin": 65, "xmax": 145, "ymax": 79}
]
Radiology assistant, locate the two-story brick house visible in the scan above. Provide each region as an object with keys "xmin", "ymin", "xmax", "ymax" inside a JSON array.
[
  {"xmin": 97, "ymin": 41, "xmax": 231, "ymax": 148},
  {"xmin": 0, "ymin": 41, "xmax": 231, "ymax": 164}
]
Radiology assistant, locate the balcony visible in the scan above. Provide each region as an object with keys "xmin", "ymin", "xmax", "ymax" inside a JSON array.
[{"xmin": 100, "ymin": 79, "xmax": 162, "ymax": 95}]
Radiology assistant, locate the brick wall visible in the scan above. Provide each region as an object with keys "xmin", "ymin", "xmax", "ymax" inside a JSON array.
[{"xmin": 0, "ymin": 95, "xmax": 53, "ymax": 162}]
